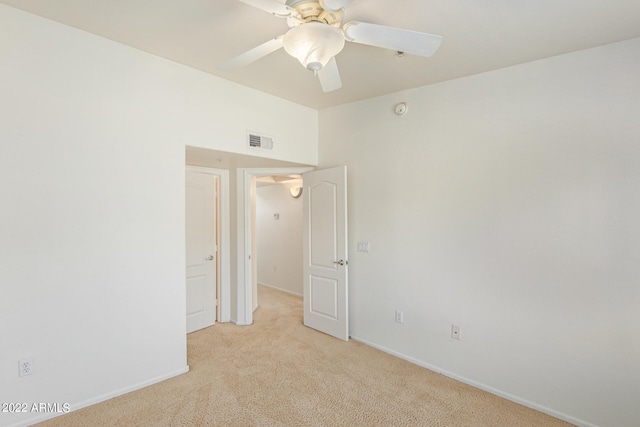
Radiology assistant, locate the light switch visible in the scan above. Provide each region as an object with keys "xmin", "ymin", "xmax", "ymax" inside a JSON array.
[{"xmin": 357, "ymin": 241, "xmax": 370, "ymax": 253}]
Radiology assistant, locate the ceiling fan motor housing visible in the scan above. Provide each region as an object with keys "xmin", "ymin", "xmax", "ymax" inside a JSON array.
[{"xmin": 285, "ymin": 0, "xmax": 343, "ymax": 27}]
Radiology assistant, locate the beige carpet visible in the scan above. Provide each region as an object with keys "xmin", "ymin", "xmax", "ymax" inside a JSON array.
[{"xmin": 37, "ymin": 286, "xmax": 573, "ymax": 426}]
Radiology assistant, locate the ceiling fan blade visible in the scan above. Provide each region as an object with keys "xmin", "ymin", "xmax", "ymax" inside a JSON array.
[
  {"xmin": 317, "ymin": 57, "xmax": 342, "ymax": 92},
  {"xmin": 319, "ymin": 0, "xmax": 353, "ymax": 12},
  {"xmin": 237, "ymin": 0, "xmax": 293, "ymax": 17},
  {"xmin": 217, "ymin": 36, "xmax": 284, "ymax": 71},
  {"xmin": 344, "ymin": 21, "xmax": 443, "ymax": 57}
]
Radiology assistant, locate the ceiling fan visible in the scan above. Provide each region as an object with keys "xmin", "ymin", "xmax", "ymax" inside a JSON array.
[{"xmin": 217, "ymin": 0, "xmax": 443, "ymax": 92}]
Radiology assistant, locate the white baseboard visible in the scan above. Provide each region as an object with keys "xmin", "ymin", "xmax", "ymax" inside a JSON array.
[
  {"xmin": 258, "ymin": 282, "xmax": 302, "ymax": 297},
  {"xmin": 6, "ymin": 366, "xmax": 190, "ymax": 427},
  {"xmin": 349, "ymin": 335, "xmax": 597, "ymax": 427}
]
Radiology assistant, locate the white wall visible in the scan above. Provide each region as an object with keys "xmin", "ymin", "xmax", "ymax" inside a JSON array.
[
  {"xmin": 256, "ymin": 184, "xmax": 304, "ymax": 296},
  {"xmin": 0, "ymin": 5, "xmax": 317, "ymax": 426},
  {"xmin": 319, "ymin": 38, "xmax": 640, "ymax": 427}
]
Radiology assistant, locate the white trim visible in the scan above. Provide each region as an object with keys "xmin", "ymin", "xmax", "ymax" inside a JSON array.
[
  {"xmin": 186, "ymin": 166, "xmax": 231, "ymax": 323},
  {"xmin": 6, "ymin": 366, "xmax": 189, "ymax": 427},
  {"xmin": 349, "ymin": 335, "xmax": 597, "ymax": 427},
  {"xmin": 258, "ymin": 282, "xmax": 303, "ymax": 298},
  {"xmin": 236, "ymin": 167, "xmax": 314, "ymax": 326}
]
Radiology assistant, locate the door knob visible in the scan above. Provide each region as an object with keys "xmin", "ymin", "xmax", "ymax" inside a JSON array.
[
  {"xmin": 206, "ymin": 255, "xmax": 214, "ymax": 261},
  {"xmin": 334, "ymin": 260, "xmax": 345, "ymax": 266}
]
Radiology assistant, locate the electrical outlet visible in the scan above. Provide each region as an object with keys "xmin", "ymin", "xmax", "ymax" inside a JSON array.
[
  {"xmin": 451, "ymin": 325, "xmax": 461, "ymax": 340},
  {"xmin": 395, "ymin": 310, "xmax": 404, "ymax": 324},
  {"xmin": 19, "ymin": 358, "xmax": 33, "ymax": 377}
]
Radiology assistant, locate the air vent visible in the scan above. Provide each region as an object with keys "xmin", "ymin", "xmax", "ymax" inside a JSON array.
[{"xmin": 248, "ymin": 132, "xmax": 274, "ymax": 150}]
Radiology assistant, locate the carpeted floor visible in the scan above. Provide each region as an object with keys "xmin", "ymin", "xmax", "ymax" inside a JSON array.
[{"xmin": 37, "ymin": 285, "xmax": 573, "ymax": 426}]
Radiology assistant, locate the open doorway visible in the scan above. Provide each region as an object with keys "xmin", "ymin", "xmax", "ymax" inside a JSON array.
[
  {"xmin": 244, "ymin": 166, "xmax": 350, "ymax": 340},
  {"xmin": 239, "ymin": 168, "xmax": 312, "ymax": 320},
  {"xmin": 253, "ymin": 175, "xmax": 304, "ymax": 311}
]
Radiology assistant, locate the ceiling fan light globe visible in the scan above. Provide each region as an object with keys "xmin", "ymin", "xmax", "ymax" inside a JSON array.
[{"xmin": 283, "ymin": 23, "xmax": 345, "ymax": 70}]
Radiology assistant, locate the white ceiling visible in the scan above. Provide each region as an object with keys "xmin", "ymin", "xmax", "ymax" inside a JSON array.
[{"xmin": 2, "ymin": 0, "xmax": 640, "ymax": 109}]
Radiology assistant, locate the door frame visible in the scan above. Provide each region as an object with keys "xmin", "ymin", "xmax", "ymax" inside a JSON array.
[
  {"xmin": 236, "ymin": 167, "xmax": 313, "ymax": 325},
  {"xmin": 186, "ymin": 165, "xmax": 231, "ymax": 323}
]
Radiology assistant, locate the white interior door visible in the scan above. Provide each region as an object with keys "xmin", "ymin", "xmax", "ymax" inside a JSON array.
[
  {"xmin": 186, "ymin": 170, "xmax": 217, "ymax": 333},
  {"xmin": 303, "ymin": 166, "xmax": 348, "ymax": 341}
]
